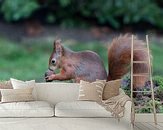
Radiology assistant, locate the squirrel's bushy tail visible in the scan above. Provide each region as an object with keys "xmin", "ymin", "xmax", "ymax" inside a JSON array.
[{"xmin": 108, "ymin": 34, "xmax": 150, "ymax": 88}]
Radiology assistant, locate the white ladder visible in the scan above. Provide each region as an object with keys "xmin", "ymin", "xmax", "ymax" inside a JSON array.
[{"xmin": 130, "ymin": 35, "xmax": 157, "ymax": 125}]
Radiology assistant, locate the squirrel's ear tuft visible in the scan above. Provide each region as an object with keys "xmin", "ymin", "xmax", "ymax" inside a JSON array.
[
  {"xmin": 54, "ymin": 39, "xmax": 61, "ymax": 47},
  {"xmin": 54, "ymin": 39, "xmax": 63, "ymax": 55}
]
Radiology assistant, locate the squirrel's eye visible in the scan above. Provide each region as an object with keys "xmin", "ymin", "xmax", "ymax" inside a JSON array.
[{"xmin": 51, "ymin": 59, "xmax": 56, "ymax": 65}]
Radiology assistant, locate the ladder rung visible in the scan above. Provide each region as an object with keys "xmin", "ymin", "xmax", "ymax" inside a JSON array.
[
  {"xmin": 133, "ymin": 73, "xmax": 149, "ymax": 76},
  {"xmin": 134, "ymin": 48, "xmax": 147, "ymax": 51},
  {"xmin": 133, "ymin": 61, "xmax": 148, "ymax": 63},
  {"xmin": 133, "ymin": 91, "xmax": 152, "ymax": 93},
  {"xmin": 134, "ymin": 106, "xmax": 153, "ymax": 109}
]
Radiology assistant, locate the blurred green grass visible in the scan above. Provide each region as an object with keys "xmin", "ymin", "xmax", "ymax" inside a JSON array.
[{"xmin": 0, "ymin": 38, "xmax": 163, "ymax": 82}]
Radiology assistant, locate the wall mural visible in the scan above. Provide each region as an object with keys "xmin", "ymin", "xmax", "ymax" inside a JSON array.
[{"xmin": 45, "ymin": 34, "xmax": 149, "ymax": 88}]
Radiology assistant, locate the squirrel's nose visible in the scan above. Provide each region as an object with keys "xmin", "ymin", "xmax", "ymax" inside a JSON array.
[{"xmin": 51, "ymin": 59, "xmax": 56, "ymax": 65}]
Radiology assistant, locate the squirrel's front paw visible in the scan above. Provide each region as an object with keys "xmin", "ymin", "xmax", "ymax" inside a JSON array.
[
  {"xmin": 45, "ymin": 77, "xmax": 52, "ymax": 82},
  {"xmin": 45, "ymin": 74, "xmax": 56, "ymax": 82}
]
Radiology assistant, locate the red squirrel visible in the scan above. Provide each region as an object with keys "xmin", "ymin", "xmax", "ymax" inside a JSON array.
[{"xmin": 45, "ymin": 34, "xmax": 149, "ymax": 87}]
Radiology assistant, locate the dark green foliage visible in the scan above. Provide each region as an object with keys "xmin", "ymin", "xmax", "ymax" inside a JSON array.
[
  {"xmin": 153, "ymin": 76, "xmax": 163, "ymax": 90},
  {"xmin": 1, "ymin": 0, "xmax": 40, "ymax": 21},
  {"xmin": 153, "ymin": 76, "xmax": 163, "ymax": 101},
  {"xmin": 121, "ymin": 74, "xmax": 131, "ymax": 96},
  {"xmin": 121, "ymin": 74, "xmax": 163, "ymax": 113},
  {"xmin": 1, "ymin": 0, "xmax": 163, "ymax": 28}
]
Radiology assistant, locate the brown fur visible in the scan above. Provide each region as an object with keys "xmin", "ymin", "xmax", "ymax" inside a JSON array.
[
  {"xmin": 45, "ymin": 35, "xmax": 150, "ymax": 88},
  {"xmin": 45, "ymin": 40, "xmax": 107, "ymax": 82},
  {"xmin": 108, "ymin": 34, "xmax": 150, "ymax": 87}
]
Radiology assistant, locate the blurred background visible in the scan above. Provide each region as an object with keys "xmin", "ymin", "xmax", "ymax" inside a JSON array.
[{"xmin": 0, "ymin": 0, "xmax": 163, "ymax": 82}]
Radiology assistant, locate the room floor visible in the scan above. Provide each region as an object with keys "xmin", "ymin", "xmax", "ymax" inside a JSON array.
[
  {"xmin": 0, "ymin": 117, "xmax": 131, "ymax": 130},
  {"xmin": 0, "ymin": 118, "xmax": 162, "ymax": 130},
  {"xmin": 134, "ymin": 122, "xmax": 163, "ymax": 130}
]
